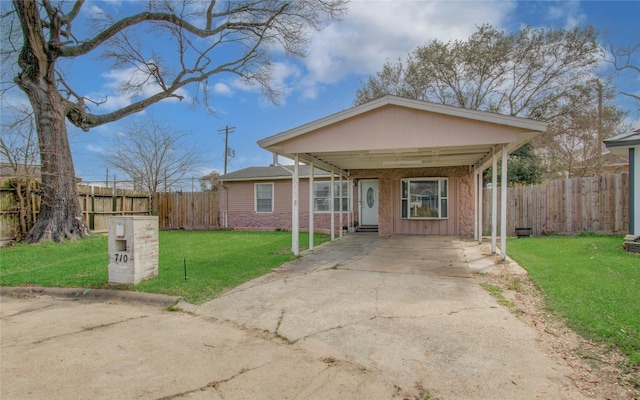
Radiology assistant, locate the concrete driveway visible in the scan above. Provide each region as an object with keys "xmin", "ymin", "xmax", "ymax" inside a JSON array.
[{"xmin": 1, "ymin": 235, "xmax": 587, "ymax": 399}]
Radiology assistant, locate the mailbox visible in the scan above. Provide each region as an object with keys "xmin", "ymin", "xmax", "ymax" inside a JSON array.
[{"xmin": 108, "ymin": 216, "xmax": 159, "ymax": 285}]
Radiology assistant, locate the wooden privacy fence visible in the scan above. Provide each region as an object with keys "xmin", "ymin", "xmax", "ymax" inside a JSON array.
[
  {"xmin": 483, "ymin": 174, "xmax": 629, "ymax": 236},
  {"xmin": 78, "ymin": 185, "xmax": 150, "ymax": 231},
  {"xmin": 154, "ymin": 191, "xmax": 218, "ymax": 230},
  {"xmin": 1, "ymin": 186, "xmax": 219, "ymax": 244}
]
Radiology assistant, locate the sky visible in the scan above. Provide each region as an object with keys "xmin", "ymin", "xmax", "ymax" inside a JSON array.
[{"xmin": 3, "ymin": 0, "xmax": 640, "ymax": 188}]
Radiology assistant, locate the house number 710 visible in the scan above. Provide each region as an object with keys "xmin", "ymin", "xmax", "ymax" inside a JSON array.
[{"xmin": 114, "ymin": 253, "xmax": 128, "ymax": 263}]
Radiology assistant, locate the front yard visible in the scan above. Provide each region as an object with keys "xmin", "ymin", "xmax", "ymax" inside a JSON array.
[
  {"xmin": 0, "ymin": 230, "xmax": 328, "ymax": 304},
  {"xmin": 507, "ymin": 234, "xmax": 640, "ymax": 368}
]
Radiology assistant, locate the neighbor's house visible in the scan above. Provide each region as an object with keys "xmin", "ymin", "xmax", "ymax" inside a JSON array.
[
  {"xmin": 604, "ymin": 128, "xmax": 640, "ymax": 250},
  {"xmin": 220, "ymin": 96, "xmax": 547, "ymax": 258}
]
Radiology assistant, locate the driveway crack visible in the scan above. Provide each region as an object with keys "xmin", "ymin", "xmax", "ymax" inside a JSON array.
[{"xmin": 29, "ymin": 315, "xmax": 148, "ymax": 345}]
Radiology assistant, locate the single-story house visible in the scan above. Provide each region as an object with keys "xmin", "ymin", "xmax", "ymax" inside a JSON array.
[
  {"xmin": 217, "ymin": 165, "xmax": 355, "ymax": 234},
  {"xmin": 220, "ymin": 96, "xmax": 547, "ymax": 259},
  {"xmin": 604, "ymin": 128, "xmax": 640, "ymax": 250}
]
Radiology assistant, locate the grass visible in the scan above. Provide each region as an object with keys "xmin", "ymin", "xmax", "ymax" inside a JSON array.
[
  {"xmin": 0, "ymin": 230, "xmax": 329, "ymax": 304},
  {"xmin": 507, "ymin": 234, "xmax": 640, "ymax": 366}
]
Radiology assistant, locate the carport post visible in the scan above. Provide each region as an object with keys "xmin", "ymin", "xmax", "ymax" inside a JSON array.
[
  {"xmin": 339, "ymin": 174, "xmax": 343, "ymax": 238},
  {"xmin": 500, "ymin": 146, "xmax": 508, "ymax": 260},
  {"xmin": 330, "ymin": 172, "xmax": 335, "ymax": 240},
  {"xmin": 309, "ymin": 161, "xmax": 314, "ymax": 251},
  {"xmin": 491, "ymin": 148, "xmax": 498, "ymax": 254},
  {"xmin": 292, "ymin": 155, "xmax": 299, "ymax": 256},
  {"xmin": 475, "ymin": 168, "xmax": 482, "ymax": 243}
]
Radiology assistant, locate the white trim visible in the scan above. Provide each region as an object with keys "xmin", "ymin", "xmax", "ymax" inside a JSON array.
[
  {"xmin": 309, "ymin": 161, "xmax": 314, "ymax": 251},
  {"xmin": 330, "ymin": 173, "xmax": 335, "ymax": 240},
  {"xmin": 491, "ymin": 148, "xmax": 498, "ymax": 254},
  {"xmin": 292, "ymin": 156, "xmax": 299, "ymax": 256},
  {"xmin": 500, "ymin": 146, "xmax": 508, "ymax": 260},
  {"xmin": 400, "ymin": 177, "xmax": 449, "ymax": 220},
  {"xmin": 254, "ymin": 183, "xmax": 274, "ymax": 213}
]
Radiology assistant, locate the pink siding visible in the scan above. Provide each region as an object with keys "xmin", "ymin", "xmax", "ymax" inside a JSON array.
[
  {"xmin": 351, "ymin": 167, "xmax": 474, "ymax": 236},
  {"xmin": 220, "ymin": 179, "xmax": 356, "ymax": 233},
  {"xmin": 220, "ymin": 166, "xmax": 474, "ymax": 236},
  {"xmin": 280, "ymin": 105, "xmax": 529, "ymax": 153}
]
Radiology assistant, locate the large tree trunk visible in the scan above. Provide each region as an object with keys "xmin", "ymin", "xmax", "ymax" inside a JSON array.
[
  {"xmin": 14, "ymin": 0, "xmax": 89, "ymax": 243},
  {"xmin": 22, "ymin": 82, "xmax": 89, "ymax": 243}
]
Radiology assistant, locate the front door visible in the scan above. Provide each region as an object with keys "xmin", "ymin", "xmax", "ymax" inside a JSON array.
[{"xmin": 360, "ymin": 180, "xmax": 379, "ymax": 226}]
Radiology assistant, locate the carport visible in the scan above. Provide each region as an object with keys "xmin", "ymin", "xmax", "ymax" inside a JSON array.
[{"xmin": 258, "ymin": 96, "xmax": 546, "ymax": 259}]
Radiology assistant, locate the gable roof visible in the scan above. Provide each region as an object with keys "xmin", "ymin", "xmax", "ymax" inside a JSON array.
[
  {"xmin": 258, "ymin": 95, "xmax": 546, "ymax": 173},
  {"xmin": 217, "ymin": 165, "xmax": 331, "ymax": 182}
]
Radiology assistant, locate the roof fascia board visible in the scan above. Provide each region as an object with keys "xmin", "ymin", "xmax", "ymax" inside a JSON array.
[
  {"xmin": 605, "ymin": 139, "xmax": 640, "ymax": 148},
  {"xmin": 219, "ymin": 176, "xmax": 296, "ymax": 183},
  {"xmin": 296, "ymin": 153, "xmax": 349, "ymax": 177}
]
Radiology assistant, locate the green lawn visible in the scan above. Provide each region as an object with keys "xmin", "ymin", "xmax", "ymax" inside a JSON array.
[
  {"xmin": 507, "ymin": 234, "xmax": 640, "ymax": 366},
  {"xmin": 0, "ymin": 230, "xmax": 328, "ymax": 304}
]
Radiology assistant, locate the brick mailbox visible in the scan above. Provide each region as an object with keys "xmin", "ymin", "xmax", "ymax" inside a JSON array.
[{"xmin": 108, "ymin": 216, "xmax": 159, "ymax": 285}]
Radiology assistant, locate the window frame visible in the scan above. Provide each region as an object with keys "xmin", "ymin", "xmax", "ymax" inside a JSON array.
[
  {"xmin": 313, "ymin": 180, "xmax": 351, "ymax": 213},
  {"xmin": 254, "ymin": 182, "xmax": 274, "ymax": 213},
  {"xmin": 401, "ymin": 177, "xmax": 448, "ymax": 220}
]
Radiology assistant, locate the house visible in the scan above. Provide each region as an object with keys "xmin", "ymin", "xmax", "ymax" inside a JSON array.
[
  {"xmin": 604, "ymin": 128, "xmax": 640, "ymax": 251},
  {"xmin": 222, "ymin": 96, "xmax": 547, "ymax": 258},
  {"xmin": 217, "ymin": 165, "xmax": 354, "ymax": 234}
]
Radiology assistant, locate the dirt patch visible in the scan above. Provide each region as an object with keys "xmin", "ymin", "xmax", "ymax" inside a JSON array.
[{"xmin": 474, "ymin": 252, "xmax": 639, "ymax": 400}]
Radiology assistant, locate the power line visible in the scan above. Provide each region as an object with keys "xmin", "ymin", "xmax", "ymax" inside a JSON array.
[{"xmin": 217, "ymin": 125, "xmax": 236, "ymax": 175}]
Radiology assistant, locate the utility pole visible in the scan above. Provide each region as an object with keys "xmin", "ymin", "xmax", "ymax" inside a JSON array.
[
  {"xmin": 596, "ymin": 79, "xmax": 603, "ymax": 155},
  {"xmin": 218, "ymin": 125, "xmax": 236, "ymax": 174}
]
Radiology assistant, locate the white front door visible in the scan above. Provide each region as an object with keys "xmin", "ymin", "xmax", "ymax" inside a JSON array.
[{"xmin": 360, "ymin": 180, "xmax": 379, "ymax": 225}]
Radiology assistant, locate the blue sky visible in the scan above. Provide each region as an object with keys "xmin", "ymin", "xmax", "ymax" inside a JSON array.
[{"xmin": 4, "ymin": 1, "xmax": 640, "ymax": 187}]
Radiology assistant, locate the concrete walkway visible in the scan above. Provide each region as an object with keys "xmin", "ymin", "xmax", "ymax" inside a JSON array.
[{"xmin": 1, "ymin": 235, "xmax": 588, "ymax": 399}]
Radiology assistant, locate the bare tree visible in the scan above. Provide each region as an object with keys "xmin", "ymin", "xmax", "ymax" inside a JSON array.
[
  {"xmin": 1, "ymin": 0, "xmax": 346, "ymax": 243},
  {"xmin": 541, "ymin": 80, "xmax": 629, "ymax": 178},
  {"xmin": 0, "ymin": 101, "xmax": 40, "ymax": 239},
  {"xmin": 100, "ymin": 118, "xmax": 202, "ymax": 209},
  {"xmin": 605, "ymin": 40, "xmax": 640, "ymax": 104},
  {"xmin": 354, "ymin": 24, "xmax": 610, "ymax": 183},
  {"xmin": 355, "ymin": 24, "xmax": 600, "ymax": 121}
]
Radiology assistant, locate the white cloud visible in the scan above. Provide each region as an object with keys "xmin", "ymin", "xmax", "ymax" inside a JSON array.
[
  {"xmin": 545, "ymin": 1, "xmax": 586, "ymax": 29},
  {"xmin": 85, "ymin": 64, "xmax": 191, "ymax": 112},
  {"xmin": 229, "ymin": 62, "xmax": 302, "ymax": 104},
  {"xmin": 86, "ymin": 144, "xmax": 104, "ymax": 153},
  {"xmin": 293, "ymin": 1, "xmax": 516, "ymax": 98},
  {"xmin": 213, "ymin": 83, "xmax": 232, "ymax": 96}
]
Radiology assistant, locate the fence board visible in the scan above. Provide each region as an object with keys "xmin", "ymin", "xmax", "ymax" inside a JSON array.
[
  {"xmin": 483, "ymin": 174, "xmax": 629, "ymax": 236},
  {"xmin": 1, "ymin": 184, "xmax": 219, "ymax": 244},
  {"xmin": 153, "ymin": 191, "xmax": 218, "ymax": 230}
]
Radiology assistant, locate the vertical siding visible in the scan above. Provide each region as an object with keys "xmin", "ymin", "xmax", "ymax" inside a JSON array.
[{"xmin": 351, "ymin": 166, "xmax": 471, "ymax": 236}]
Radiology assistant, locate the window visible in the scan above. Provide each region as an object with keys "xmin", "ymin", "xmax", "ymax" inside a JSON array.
[
  {"xmin": 255, "ymin": 183, "xmax": 273, "ymax": 213},
  {"xmin": 401, "ymin": 178, "xmax": 448, "ymax": 219},
  {"xmin": 314, "ymin": 181, "xmax": 350, "ymax": 212}
]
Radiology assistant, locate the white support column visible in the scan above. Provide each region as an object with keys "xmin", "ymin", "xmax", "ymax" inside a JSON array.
[
  {"xmin": 473, "ymin": 168, "xmax": 478, "ymax": 241},
  {"xmin": 491, "ymin": 148, "xmax": 498, "ymax": 254},
  {"xmin": 478, "ymin": 169, "xmax": 483, "ymax": 244},
  {"xmin": 330, "ymin": 172, "xmax": 335, "ymax": 241},
  {"xmin": 500, "ymin": 146, "xmax": 508, "ymax": 261},
  {"xmin": 339, "ymin": 174, "xmax": 343, "ymax": 238},
  {"xmin": 292, "ymin": 155, "xmax": 299, "ymax": 256},
  {"xmin": 309, "ymin": 161, "xmax": 314, "ymax": 251}
]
